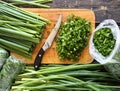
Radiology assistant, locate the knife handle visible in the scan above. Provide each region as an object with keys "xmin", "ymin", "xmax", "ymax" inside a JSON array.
[{"xmin": 34, "ymin": 48, "xmax": 44, "ymax": 70}]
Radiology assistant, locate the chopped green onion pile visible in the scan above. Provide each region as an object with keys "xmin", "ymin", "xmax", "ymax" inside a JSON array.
[
  {"xmin": 93, "ymin": 28, "xmax": 116, "ymax": 56},
  {"xmin": 11, "ymin": 64, "xmax": 120, "ymax": 91},
  {"xmin": 0, "ymin": 1, "xmax": 49, "ymax": 58},
  {"xmin": 4, "ymin": 0, "xmax": 53, "ymax": 8},
  {"xmin": 56, "ymin": 14, "xmax": 91, "ymax": 61}
]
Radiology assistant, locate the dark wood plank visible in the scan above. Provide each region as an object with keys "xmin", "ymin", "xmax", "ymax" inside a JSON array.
[
  {"xmin": 48, "ymin": 0, "xmax": 120, "ymax": 9},
  {"xmin": 107, "ymin": 8, "xmax": 120, "ymax": 26},
  {"xmin": 47, "ymin": 0, "xmax": 120, "ymax": 24},
  {"xmin": 91, "ymin": 0, "xmax": 120, "ymax": 7},
  {"xmin": 48, "ymin": 0, "xmax": 92, "ymax": 8}
]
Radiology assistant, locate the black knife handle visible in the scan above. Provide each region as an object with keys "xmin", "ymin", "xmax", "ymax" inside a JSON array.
[{"xmin": 34, "ymin": 48, "xmax": 44, "ymax": 70}]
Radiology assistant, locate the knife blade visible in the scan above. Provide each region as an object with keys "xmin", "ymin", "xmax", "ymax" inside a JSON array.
[{"xmin": 34, "ymin": 14, "xmax": 62, "ymax": 70}]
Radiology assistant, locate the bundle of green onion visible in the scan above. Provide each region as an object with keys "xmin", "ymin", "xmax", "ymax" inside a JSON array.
[
  {"xmin": 5, "ymin": 0, "xmax": 53, "ymax": 8},
  {"xmin": 11, "ymin": 64, "xmax": 120, "ymax": 91},
  {"xmin": 0, "ymin": 1, "xmax": 49, "ymax": 58}
]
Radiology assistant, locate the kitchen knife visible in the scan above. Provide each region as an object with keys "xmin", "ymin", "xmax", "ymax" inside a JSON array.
[{"xmin": 34, "ymin": 14, "xmax": 62, "ymax": 70}]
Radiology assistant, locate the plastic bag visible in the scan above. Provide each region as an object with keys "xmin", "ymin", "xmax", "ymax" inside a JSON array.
[
  {"xmin": 89, "ymin": 19, "xmax": 120, "ymax": 78},
  {"xmin": 0, "ymin": 48, "xmax": 9, "ymax": 70},
  {"xmin": 90, "ymin": 19, "xmax": 120, "ymax": 64},
  {"xmin": 0, "ymin": 56, "xmax": 24, "ymax": 91}
]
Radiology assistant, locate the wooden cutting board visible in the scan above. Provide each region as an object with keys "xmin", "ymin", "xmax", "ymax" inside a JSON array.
[{"xmin": 11, "ymin": 8, "xmax": 95, "ymax": 64}]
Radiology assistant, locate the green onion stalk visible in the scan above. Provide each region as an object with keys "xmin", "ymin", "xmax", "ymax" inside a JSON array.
[
  {"xmin": 5, "ymin": 0, "xmax": 53, "ymax": 8},
  {"xmin": 11, "ymin": 64, "xmax": 120, "ymax": 91},
  {"xmin": 0, "ymin": 1, "xmax": 50, "ymax": 58}
]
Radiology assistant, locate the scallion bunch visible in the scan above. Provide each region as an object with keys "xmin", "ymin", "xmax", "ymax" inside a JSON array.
[
  {"xmin": 11, "ymin": 64, "xmax": 120, "ymax": 91},
  {"xmin": 0, "ymin": 1, "xmax": 49, "ymax": 58}
]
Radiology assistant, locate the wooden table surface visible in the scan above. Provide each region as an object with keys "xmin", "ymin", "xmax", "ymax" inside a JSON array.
[{"xmin": 46, "ymin": 0, "xmax": 120, "ymax": 26}]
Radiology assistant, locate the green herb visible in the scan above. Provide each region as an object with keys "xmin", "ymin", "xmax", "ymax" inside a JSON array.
[
  {"xmin": 56, "ymin": 14, "xmax": 91, "ymax": 61},
  {"xmin": 0, "ymin": 1, "xmax": 49, "ymax": 58},
  {"xmin": 93, "ymin": 28, "xmax": 116, "ymax": 56},
  {"xmin": 11, "ymin": 64, "xmax": 120, "ymax": 91}
]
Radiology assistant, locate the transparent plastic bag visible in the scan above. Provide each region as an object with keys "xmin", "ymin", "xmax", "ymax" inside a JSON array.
[
  {"xmin": 90, "ymin": 19, "xmax": 120, "ymax": 64},
  {"xmin": 0, "ymin": 56, "xmax": 25, "ymax": 91},
  {"xmin": 0, "ymin": 48, "xmax": 9, "ymax": 70},
  {"xmin": 104, "ymin": 63, "xmax": 120, "ymax": 79},
  {"xmin": 89, "ymin": 19, "xmax": 120, "ymax": 78}
]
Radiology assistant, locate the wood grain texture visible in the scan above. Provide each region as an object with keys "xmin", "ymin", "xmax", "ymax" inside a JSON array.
[
  {"xmin": 11, "ymin": 9, "xmax": 95, "ymax": 64},
  {"xmin": 46, "ymin": 0, "xmax": 120, "ymax": 24}
]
